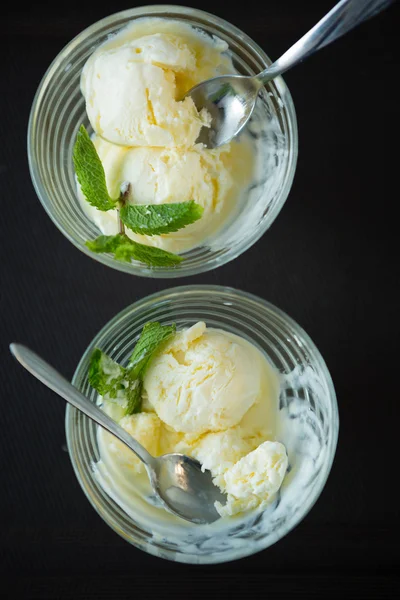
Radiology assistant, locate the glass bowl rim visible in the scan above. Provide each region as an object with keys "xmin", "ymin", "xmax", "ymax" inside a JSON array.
[
  {"xmin": 28, "ymin": 4, "xmax": 298, "ymax": 279},
  {"xmin": 66, "ymin": 284, "xmax": 339, "ymax": 563}
]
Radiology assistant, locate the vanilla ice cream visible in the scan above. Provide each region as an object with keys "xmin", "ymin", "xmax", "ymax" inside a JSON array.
[
  {"xmin": 96, "ymin": 322, "xmax": 288, "ymax": 520},
  {"xmin": 101, "ymin": 412, "xmax": 161, "ymax": 475},
  {"xmin": 77, "ymin": 18, "xmax": 255, "ymax": 254},
  {"xmin": 81, "ymin": 19, "xmax": 233, "ymax": 147},
  {"xmin": 81, "ymin": 34, "xmax": 210, "ymax": 147},
  {"xmin": 215, "ymin": 441, "xmax": 288, "ymax": 517},
  {"xmin": 144, "ymin": 321, "xmax": 264, "ymax": 434},
  {"xmin": 176, "ymin": 427, "xmax": 262, "ymax": 489}
]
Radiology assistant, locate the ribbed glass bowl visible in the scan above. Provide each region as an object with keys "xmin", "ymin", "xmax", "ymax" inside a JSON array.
[
  {"xmin": 28, "ymin": 5, "xmax": 298, "ymax": 278},
  {"xmin": 66, "ymin": 286, "xmax": 338, "ymax": 563}
]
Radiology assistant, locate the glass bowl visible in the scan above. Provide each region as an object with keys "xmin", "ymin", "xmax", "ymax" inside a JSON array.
[
  {"xmin": 28, "ymin": 5, "xmax": 298, "ymax": 278},
  {"xmin": 66, "ymin": 286, "xmax": 338, "ymax": 563}
]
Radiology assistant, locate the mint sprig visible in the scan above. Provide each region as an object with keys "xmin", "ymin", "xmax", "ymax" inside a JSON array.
[
  {"xmin": 89, "ymin": 349, "xmax": 142, "ymax": 413},
  {"xmin": 88, "ymin": 349, "xmax": 125, "ymax": 398},
  {"xmin": 88, "ymin": 322, "xmax": 176, "ymax": 415},
  {"xmin": 128, "ymin": 322, "xmax": 176, "ymax": 378},
  {"xmin": 73, "ymin": 125, "xmax": 204, "ymax": 267},
  {"xmin": 120, "ymin": 201, "xmax": 203, "ymax": 236},
  {"xmin": 73, "ymin": 125, "xmax": 117, "ymax": 211},
  {"xmin": 86, "ymin": 234, "xmax": 183, "ymax": 267},
  {"xmin": 126, "ymin": 378, "xmax": 143, "ymax": 415}
]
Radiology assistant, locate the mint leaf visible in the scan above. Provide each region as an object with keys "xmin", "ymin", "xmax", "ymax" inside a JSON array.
[
  {"xmin": 74, "ymin": 125, "xmax": 199, "ymax": 267},
  {"xmin": 86, "ymin": 234, "xmax": 183, "ymax": 267},
  {"xmin": 126, "ymin": 377, "xmax": 143, "ymax": 415},
  {"xmin": 89, "ymin": 349, "xmax": 128, "ymax": 405},
  {"xmin": 126, "ymin": 239, "xmax": 183, "ymax": 267},
  {"xmin": 128, "ymin": 322, "xmax": 176, "ymax": 378},
  {"xmin": 88, "ymin": 322, "xmax": 177, "ymax": 417},
  {"xmin": 73, "ymin": 125, "xmax": 117, "ymax": 211},
  {"xmin": 89, "ymin": 349, "xmax": 143, "ymax": 415},
  {"xmin": 86, "ymin": 234, "xmax": 125, "ymax": 255},
  {"xmin": 120, "ymin": 201, "xmax": 203, "ymax": 235}
]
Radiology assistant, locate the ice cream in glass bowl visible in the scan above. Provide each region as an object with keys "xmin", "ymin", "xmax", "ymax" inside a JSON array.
[
  {"xmin": 28, "ymin": 5, "xmax": 297, "ymax": 278},
  {"xmin": 66, "ymin": 286, "xmax": 338, "ymax": 563}
]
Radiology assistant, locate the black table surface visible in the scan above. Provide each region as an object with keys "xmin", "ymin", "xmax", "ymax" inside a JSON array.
[{"xmin": 1, "ymin": 1, "xmax": 399, "ymax": 597}]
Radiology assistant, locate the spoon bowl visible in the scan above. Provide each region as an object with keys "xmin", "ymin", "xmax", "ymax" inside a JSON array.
[
  {"xmin": 189, "ymin": 74, "xmax": 261, "ymax": 149},
  {"xmin": 152, "ymin": 453, "xmax": 226, "ymax": 524}
]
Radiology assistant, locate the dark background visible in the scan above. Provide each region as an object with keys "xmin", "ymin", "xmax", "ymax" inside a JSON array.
[{"xmin": 1, "ymin": 0, "xmax": 399, "ymax": 597}]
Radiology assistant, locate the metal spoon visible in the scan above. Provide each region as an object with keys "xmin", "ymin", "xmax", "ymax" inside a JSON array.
[
  {"xmin": 9, "ymin": 343, "xmax": 226, "ymax": 524},
  {"xmin": 188, "ymin": 0, "xmax": 393, "ymax": 148}
]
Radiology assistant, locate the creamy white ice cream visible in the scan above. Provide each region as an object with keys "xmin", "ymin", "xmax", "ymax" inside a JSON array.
[
  {"xmin": 215, "ymin": 441, "xmax": 288, "ymax": 517},
  {"xmin": 144, "ymin": 321, "xmax": 264, "ymax": 434},
  {"xmin": 81, "ymin": 19, "xmax": 234, "ymax": 147},
  {"xmin": 81, "ymin": 33, "xmax": 210, "ymax": 147},
  {"xmin": 97, "ymin": 322, "xmax": 287, "ymax": 519},
  {"xmin": 77, "ymin": 18, "xmax": 254, "ymax": 254}
]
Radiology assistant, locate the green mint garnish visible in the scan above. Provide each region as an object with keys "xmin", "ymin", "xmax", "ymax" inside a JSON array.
[
  {"xmin": 120, "ymin": 201, "xmax": 203, "ymax": 235},
  {"xmin": 128, "ymin": 322, "xmax": 176, "ymax": 378},
  {"xmin": 88, "ymin": 322, "xmax": 176, "ymax": 415},
  {"xmin": 73, "ymin": 125, "xmax": 117, "ymax": 211},
  {"xmin": 89, "ymin": 350, "xmax": 143, "ymax": 414},
  {"xmin": 89, "ymin": 348, "xmax": 141, "ymax": 412},
  {"xmin": 73, "ymin": 125, "xmax": 204, "ymax": 267},
  {"xmin": 126, "ymin": 378, "xmax": 143, "ymax": 415},
  {"xmin": 88, "ymin": 348, "xmax": 125, "ymax": 398},
  {"xmin": 86, "ymin": 234, "xmax": 183, "ymax": 267}
]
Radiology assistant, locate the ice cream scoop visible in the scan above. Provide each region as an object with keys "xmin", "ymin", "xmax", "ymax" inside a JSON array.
[
  {"xmin": 9, "ymin": 344, "xmax": 227, "ymax": 524},
  {"xmin": 144, "ymin": 321, "xmax": 265, "ymax": 434},
  {"xmin": 215, "ymin": 441, "xmax": 288, "ymax": 517},
  {"xmin": 81, "ymin": 37, "xmax": 209, "ymax": 147},
  {"xmin": 80, "ymin": 25, "xmax": 230, "ymax": 147}
]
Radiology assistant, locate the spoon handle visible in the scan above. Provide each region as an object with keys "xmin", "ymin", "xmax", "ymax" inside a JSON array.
[
  {"xmin": 9, "ymin": 343, "xmax": 156, "ymax": 468},
  {"xmin": 259, "ymin": 0, "xmax": 394, "ymax": 83}
]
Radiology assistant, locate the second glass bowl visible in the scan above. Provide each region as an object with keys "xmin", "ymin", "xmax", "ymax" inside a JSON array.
[
  {"xmin": 66, "ymin": 285, "xmax": 338, "ymax": 563},
  {"xmin": 28, "ymin": 5, "xmax": 298, "ymax": 278}
]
